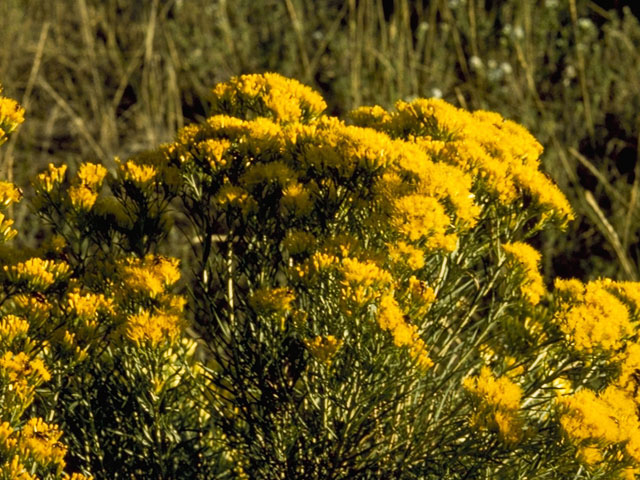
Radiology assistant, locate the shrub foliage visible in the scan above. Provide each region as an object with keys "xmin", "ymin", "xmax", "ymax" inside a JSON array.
[{"xmin": 2, "ymin": 74, "xmax": 640, "ymax": 479}]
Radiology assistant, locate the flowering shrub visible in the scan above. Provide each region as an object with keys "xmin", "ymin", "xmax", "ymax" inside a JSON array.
[{"xmin": 4, "ymin": 73, "xmax": 640, "ymax": 478}]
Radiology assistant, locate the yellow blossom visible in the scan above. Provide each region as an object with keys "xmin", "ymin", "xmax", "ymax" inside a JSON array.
[
  {"xmin": 463, "ymin": 367, "xmax": 523, "ymax": 444},
  {"xmin": 197, "ymin": 138, "xmax": 231, "ymax": 170},
  {"xmin": 18, "ymin": 417, "xmax": 66, "ymax": 468},
  {"xmin": 33, "ymin": 163, "xmax": 67, "ymax": 193},
  {"xmin": 4, "ymin": 258, "xmax": 70, "ymax": 290},
  {"xmin": 68, "ymin": 185, "xmax": 98, "ymax": 210},
  {"xmin": 558, "ymin": 385, "xmax": 640, "ymax": 462},
  {"xmin": 119, "ymin": 160, "xmax": 157, "ymax": 184},
  {"xmin": 0, "ymin": 181, "xmax": 22, "ymax": 206},
  {"xmin": 392, "ymin": 194, "xmax": 456, "ymax": 250},
  {"xmin": 119, "ymin": 255, "xmax": 180, "ymax": 298},
  {"xmin": 125, "ymin": 309, "xmax": 183, "ymax": 346},
  {"xmin": 388, "ymin": 241, "xmax": 425, "ymax": 270},
  {"xmin": 0, "ymin": 211, "xmax": 18, "ymax": 241},
  {"xmin": 553, "ymin": 278, "xmax": 632, "ymax": 353},
  {"xmin": 0, "ymin": 315, "xmax": 30, "ymax": 344},
  {"xmin": 0, "ymin": 92, "xmax": 25, "ymax": 143},
  {"xmin": 463, "ymin": 367, "xmax": 522, "ymax": 411},
  {"xmin": 377, "ymin": 294, "xmax": 433, "ymax": 370},
  {"xmin": 305, "ymin": 335, "xmax": 342, "ymax": 365},
  {"xmin": 249, "ymin": 287, "xmax": 295, "ymax": 315},
  {"xmin": 212, "ymin": 72, "xmax": 326, "ymax": 122},
  {"xmin": 76, "ymin": 162, "xmax": 107, "ymax": 188},
  {"xmin": 502, "ymin": 242, "xmax": 545, "ymax": 305}
]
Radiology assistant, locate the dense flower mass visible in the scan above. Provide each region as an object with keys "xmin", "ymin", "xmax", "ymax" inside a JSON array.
[
  {"xmin": 0, "ymin": 87, "xmax": 24, "ymax": 145},
  {"xmin": 553, "ymin": 278, "xmax": 633, "ymax": 353},
  {"xmin": 7, "ymin": 73, "xmax": 640, "ymax": 479},
  {"xmin": 502, "ymin": 242, "xmax": 545, "ymax": 305}
]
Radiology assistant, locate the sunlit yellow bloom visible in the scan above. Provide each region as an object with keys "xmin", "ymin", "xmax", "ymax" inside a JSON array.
[
  {"xmin": 197, "ymin": 138, "xmax": 231, "ymax": 170},
  {"xmin": 18, "ymin": 417, "xmax": 66, "ymax": 468},
  {"xmin": 0, "ymin": 92, "xmax": 25, "ymax": 143},
  {"xmin": 212, "ymin": 72, "xmax": 326, "ymax": 122},
  {"xmin": 377, "ymin": 294, "xmax": 433, "ymax": 370},
  {"xmin": 33, "ymin": 163, "xmax": 67, "ymax": 193},
  {"xmin": 68, "ymin": 185, "xmax": 98, "ymax": 210},
  {"xmin": 125, "ymin": 309, "xmax": 183, "ymax": 346},
  {"xmin": 294, "ymin": 251, "xmax": 339, "ymax": 281},
  {"xmin": 0, "ymin": 351, "xmax": 51, "ymax": 403},
  {"xmin": 553, "ymin": 278, "xmax": 632, "ymax": 353},
  {"xmin": 76, "ymin": 162, "xmax": 107, "ymax": 188},
  {"xmin": 119, "ymin": 160, "xmax": 157, "ymax": 184},
  {"xmin": 120, "ymin": 255, "xmax": 180, "ymax": 298},
  {"xmin": 463, "ymin": 367, "xmax": 523, "ymax": 443},
  {"xmin": 2, "ymin": 454, "xmax": 37, "ymax": 480},
  {"xmin": 305, "ymin": 335, "xmax": 342, "ymax": 365},
  {"xmin": 341, "ymin": 257, "xmax": 393, "ymax": 289},
  {"xmin": 502, "ymin": 242, "xmax": 545, "ymax": 305},
  {"xmin": 463, "ymin": 366, "xmax": 522, "ymax": 411},
  {"xmin": 0, "ymin": 181, "xmax": 21, "ymax": 206},
  {"xmin": 348, "ymin": 105, "xmax": 392, "ymax": 130},
  {"xmin": 388, "ymin": 241, "xmax": 425, "ymax": 270},
  {"xmin": 0, "ymin": 211, "xmax": 18, "ymax": 241},
  {"xmin": 66, "ymin": 289, "xmax": 114, "ymax": 318},
  {"xmin": 558, "ymin": 385, "xmax": 640, "ymax": 462},
  {"xmin": 4, "ymin": 257, "xmax": 70, "ymax": 290},
  {"xmin": 603, "ymin": 279, "xmax": 640, "ymax": 316},
  {"xmin": 392, "ymin": 194, "xmax": 456, "ymax": 250},
  {"xmin": 0, "ymin": 315, "xmax": 30, "ymax": 344},
  {"xmin": 11, "ymin": 293, "xmax": 52, "ymax": 323},
  {"xmin": 350, "ymin": 96, "xmax": 573, "ymax": 225}
]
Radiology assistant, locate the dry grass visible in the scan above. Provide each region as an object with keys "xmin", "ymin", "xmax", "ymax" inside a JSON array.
[{"xmin": 2, "ymin": 0, "xmax": 640, "ymax": 281}]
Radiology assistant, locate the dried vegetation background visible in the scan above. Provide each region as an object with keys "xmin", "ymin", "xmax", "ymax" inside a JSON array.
[{"xmin": 2, "ymin": 0, "xmax": 640, "ymax": 281}]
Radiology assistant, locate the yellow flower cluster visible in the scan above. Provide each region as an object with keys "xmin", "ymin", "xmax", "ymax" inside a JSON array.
[
  {"xmin": 76, "ymin": 163, "xmax": 107, "ymax": 189},
  {"xmin": 125, "ymin": 309, "xmax": 183, "ymax": 346},
  {"xmin": 4, "ymin": 258, "xmax": 70, "ymax": 290},
  {"xmin": 0, "ymin": 315, "xmax": 30, "ymax": 347},
  {"xmin": 0, "ymin": 417, "xmax": 70, "ymax": 478},
  {"xmin": 558, "ymin": 385, "xmax": 640, "ymax": 464},
  {"xmin": 377, "ymin": 294, "xmax": 433, "ymax": 370},
  {"xmin": 0, "ymin": 181, "xmax": 22, "ymax": 206},
  {"xmin": 119, "ymin": 159, "xmax": 157, "ymax": 185},
  {"xmin": 0, "ymin": 211, "xmax": 17, "ymax": 242},
  {"xmin": 392, "ymin": 194, "xmax": 456, "ymax": 251},
  {"xmin": 341, "ymin": 257, "xmax": 393, "ymax": 300},
  {"xmin": 502, "ymin": 242, "xmax": 545, "ymax": 305},
  {"xmin": 68, "ymin": 162, "xmax": 108, "ymax": 211},
  {"xmin": 0, "ymin": 87, "xmax": 25, "ymax": 145},
  {"xmin": 119, "ymin": 254, "xmax": 181, "ymax": 298},
  {"xmin": 33, "ymin": 163, "xmax": 67, "ymax": 194},
  {"xmin": 463, "ymin": 366, "xmax": 523, "ymax": 444},
  {"xmin": 0, "ymin": 351, "xmax": 50, "ymax": 404},
  {"xmin": 66, "ymin": 289, "xmax": 114, "ymax": 319},
  {"xmin": 388, "ymin": 241, "xmax": 425, "ymax": 271},
  {"xmin": 350, "ymin": 98, "xmax": 574, "ymax": 226},
  {"xmin": 211, "ymin": 72, "xmax": 327, "ymax": 123},
  {"xmin": 305, "ymin": 335, "xmax": 342, "ymax": 365},
  {"xmin": 553, "ymin": 278, "xmax": 633, "ymax": 353}
]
